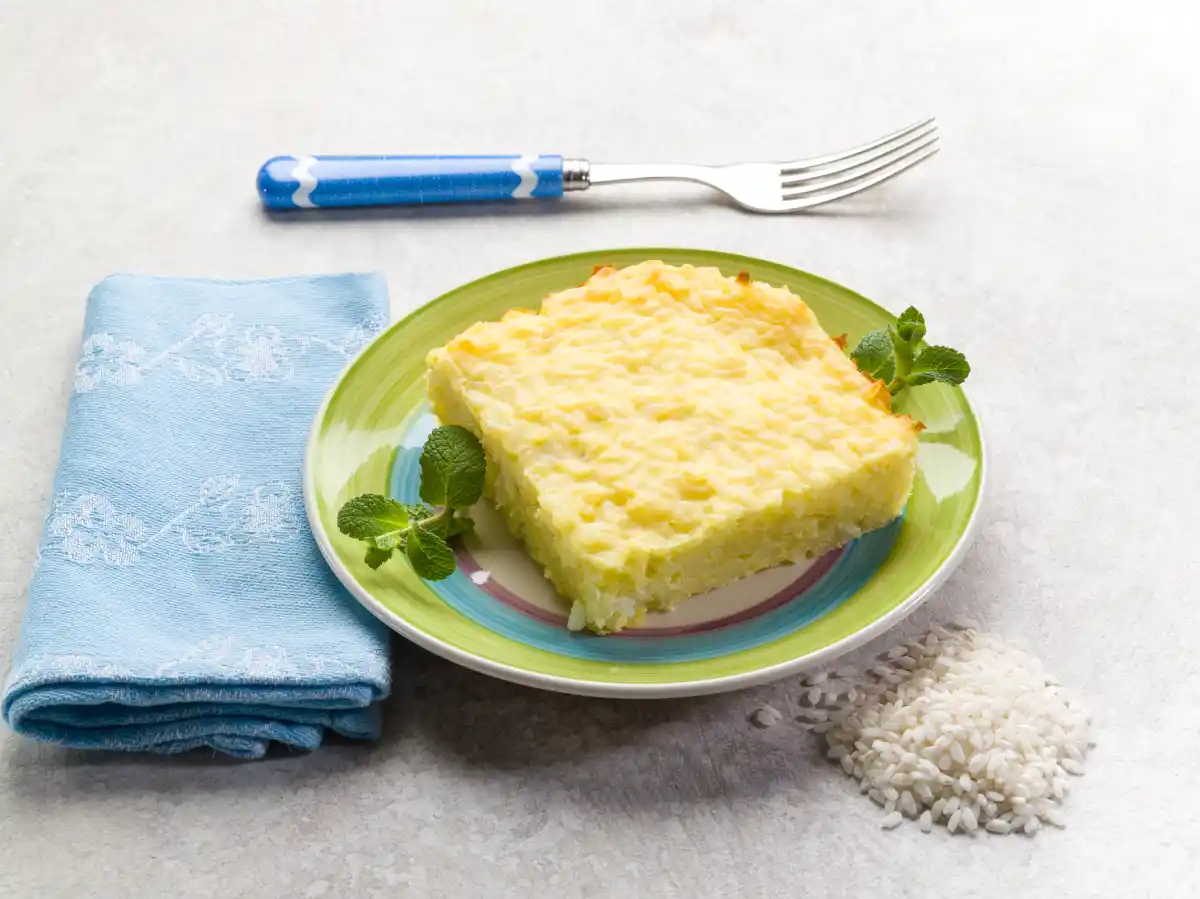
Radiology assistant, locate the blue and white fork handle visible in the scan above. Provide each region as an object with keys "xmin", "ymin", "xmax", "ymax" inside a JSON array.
[{"xmin": 257, "ymin": 155, "xmax": 586, "ymax": 209}]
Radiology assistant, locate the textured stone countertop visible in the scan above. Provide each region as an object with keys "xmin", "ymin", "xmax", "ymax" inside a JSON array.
[{"xmin": 1, "ymin": 1, "xmax": 1197, "ymax": 896}]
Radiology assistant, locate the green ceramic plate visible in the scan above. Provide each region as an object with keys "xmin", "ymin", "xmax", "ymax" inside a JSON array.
[{"xmin": 304, "ymin": 249, "xmax": 985, "ymax": 698}]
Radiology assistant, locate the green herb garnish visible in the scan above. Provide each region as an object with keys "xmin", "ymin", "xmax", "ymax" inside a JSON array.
[
  {"xmin": 336, "ymin": 425, "xmax": 484, "ymax": 580},
  {"xmin": 850, "ymin": 306, "xmax": 969, "ymax": 395}
]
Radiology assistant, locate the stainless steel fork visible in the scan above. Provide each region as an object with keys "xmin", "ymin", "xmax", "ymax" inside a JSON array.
[
  {"xmin": 577, "ymin": 118, "xmax": 940, "ymax": 213},
  {"xmin": 257, "ymin": 119, "xmax": 939, "ymax": 212}
]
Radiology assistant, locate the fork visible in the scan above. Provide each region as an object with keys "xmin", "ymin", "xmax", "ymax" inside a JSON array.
[{"xmin": 257, "ymin": 118, "xmax": 938, "ymax": 214}]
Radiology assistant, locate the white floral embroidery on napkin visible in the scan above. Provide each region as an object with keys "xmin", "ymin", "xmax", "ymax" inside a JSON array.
[
  {"xmin": 43, "ymin": 477, "xmax": 303, "ymax": 566},
  {"xmin": 73, "ymin": 311, "xmax": 385, "ymax": 394}
]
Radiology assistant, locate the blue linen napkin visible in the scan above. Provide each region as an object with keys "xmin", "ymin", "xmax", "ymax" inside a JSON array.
[{"xmin": 2, "ymin": 273, "xmax": 392, "ymax": 758}]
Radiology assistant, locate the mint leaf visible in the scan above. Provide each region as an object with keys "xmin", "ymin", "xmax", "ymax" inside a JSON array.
[
  {"xmin": 405, "ymin": 502, "xmax": 436, "ymax": 520},
  {"xmin": 895, "ymin": 306, "xmax": 926, "ymax": 345},
  {"xmin": 445, "ymin": 513, "xmax": 476, "ymax": 539},
  {"xmin": 419, "ymin": 425, "xmax": 486, "ymax": 508},
  {"xmin": 375, "ymin": 504, "xmax": 437, "ymax": 545},
  {"xmin": 850, "ymin": 329, "xmax": 896, "ymax": 383},
  {"xmin": 337, "ymin": 494, "xmax": 412, "ymax": 540},
  {"xmin": 405, "ymin": 527, "xmax": 456, "ymax": 580},
  {"xmin": 372, "ymin": 531, "xmax": 407, "ymax": 550},
  {"xmin": 906, "ymin": 346, "xmax": 970, "ymax": 386},
  {"xmin": 422, "ymin": 510, "xmax": 476, "ymax": 540},
  {"xmin": 364, "ymin": 546, "xmax": 393, "ymax": 569}
]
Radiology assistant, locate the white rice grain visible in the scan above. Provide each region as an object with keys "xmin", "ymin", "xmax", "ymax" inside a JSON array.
[
  {"xmin": 1042, "ymin": 808, "xmax": 1066, "ymax": 828},
  {"xmin": 749, "ymin": 705, "xmax": 783, "ymax": 729},
  {"xmin": 961, "ymin": 806, "xmax": 978, "ymax": 832},
  {"xmin": 816, "ymin": 626, "xmax": 1091, "ymax": 838}
]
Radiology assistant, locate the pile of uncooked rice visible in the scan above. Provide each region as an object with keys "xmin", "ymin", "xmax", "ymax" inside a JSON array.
[{"xmin": 792, "ymin": 622, "xmax": 1092, "ymax": 835}]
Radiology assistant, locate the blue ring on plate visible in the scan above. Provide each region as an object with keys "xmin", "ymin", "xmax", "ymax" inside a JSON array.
[{"xmin": 389, "ymin": 415, "xmax": 900, "ymax": 664}]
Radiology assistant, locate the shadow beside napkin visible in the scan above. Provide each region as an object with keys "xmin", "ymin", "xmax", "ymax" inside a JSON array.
[{"xmin": 2, "ymin": 273, "xmax": 392, "ymax": 758}]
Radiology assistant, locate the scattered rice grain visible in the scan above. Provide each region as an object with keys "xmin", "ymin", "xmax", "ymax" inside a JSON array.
[
  {"xmin": 812, "ymin": 626, "xmax": 1091, "ymax": 838},
  {"xmin": 749, "ymin": 705, "xmax": 782, "ymax": 729}
]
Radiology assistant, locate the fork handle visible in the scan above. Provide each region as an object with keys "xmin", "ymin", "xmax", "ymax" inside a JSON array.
[{"xmin": 257, "ymin": 154, "xmax": 575, "ymax": 209}]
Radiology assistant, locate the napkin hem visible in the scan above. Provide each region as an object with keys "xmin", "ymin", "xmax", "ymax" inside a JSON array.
[{"xmin": 96, "ymin": 271, "xmax": 387, "ymax": 288}]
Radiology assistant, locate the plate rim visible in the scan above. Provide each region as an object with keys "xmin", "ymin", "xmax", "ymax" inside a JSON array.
[{"xmin": 303, "ymin": 248, "xmax": 987, "ymax": 699}]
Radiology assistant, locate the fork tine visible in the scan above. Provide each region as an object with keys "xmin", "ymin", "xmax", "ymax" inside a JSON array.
[
  {"xmin": 778, "ymin": 118, "xmax": 936, "ymax": 173},
  {"xmin": 780, "ymin": 125, "xmax": 938, "ymax": 188},
  {"xmin": 781, "ymin": 132, "xmax": 939, "ymax": 196},
  {"xmin": 782, "ymin": 145, "xmax": 940, "ymax": 210}
]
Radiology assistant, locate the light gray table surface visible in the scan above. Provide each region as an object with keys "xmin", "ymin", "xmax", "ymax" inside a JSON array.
[{"xmin": 2, "ymin": 1, "xmax": 1197, "ymax": 896}]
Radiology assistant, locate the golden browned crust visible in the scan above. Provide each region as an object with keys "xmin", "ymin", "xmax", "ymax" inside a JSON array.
[{"xmin": 863, "ymin": 378, "xmax": 893, "ymax": 411}]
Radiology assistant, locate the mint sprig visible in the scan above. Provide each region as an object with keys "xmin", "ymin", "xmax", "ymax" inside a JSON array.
[
  {"xmin": 850, "ymin": 306, "xmax": 969, "ymax": 395},
  {"xmin": 336, "ymin": 425, "xmax": 484, "ymax": 580}
]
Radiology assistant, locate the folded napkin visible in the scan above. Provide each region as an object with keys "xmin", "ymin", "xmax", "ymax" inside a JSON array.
[{"xmin": 2, "ymin": 273, "xmax": 392, "ymax": 758}]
